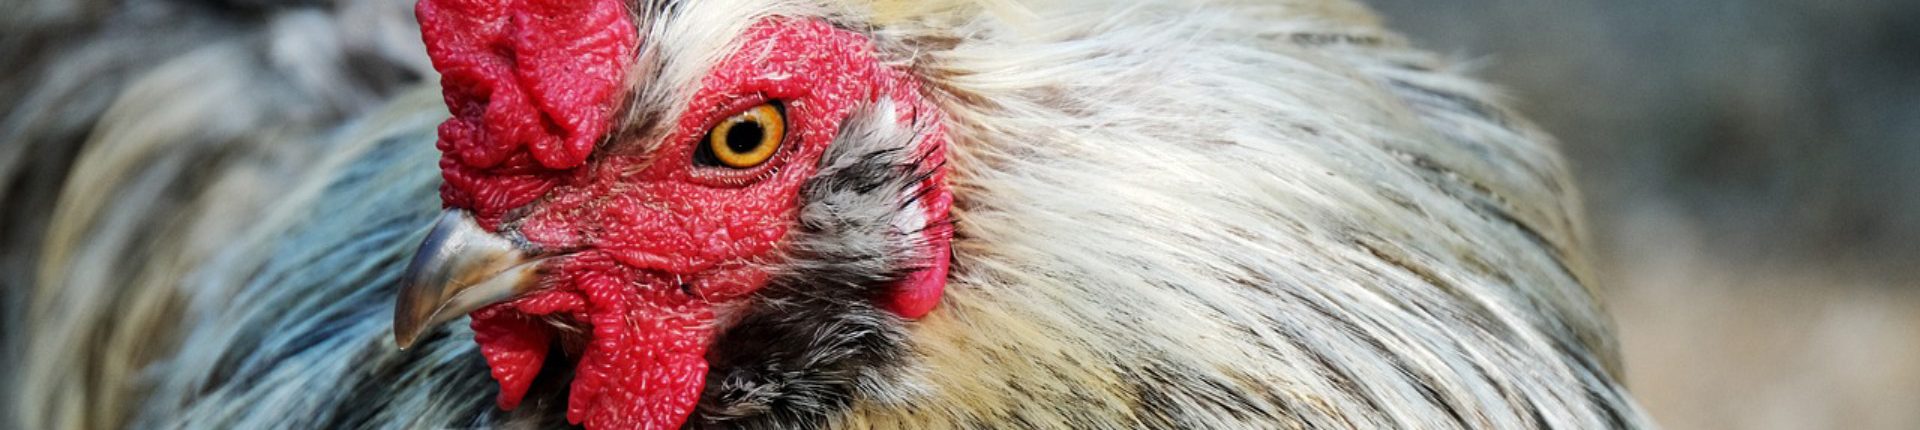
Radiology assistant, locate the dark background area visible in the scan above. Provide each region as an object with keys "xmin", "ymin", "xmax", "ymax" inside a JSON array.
[{"xmin": 1367, "ymin": 1, "xmax": 1920, "ymax": 428}]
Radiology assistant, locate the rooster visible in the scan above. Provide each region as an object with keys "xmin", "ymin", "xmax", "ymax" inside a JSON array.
[{"xmin": 3, "ymin": 0, "xmax": 1652, "ymax": 428}]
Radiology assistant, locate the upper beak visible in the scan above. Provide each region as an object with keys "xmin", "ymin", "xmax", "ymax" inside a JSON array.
[{"xmin": 393, "ymin": 210, "xmax": 548, "ymax": 349}]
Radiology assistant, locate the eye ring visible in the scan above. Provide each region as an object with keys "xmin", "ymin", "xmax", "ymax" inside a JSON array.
[{"xmin": 697, "ymin": 103, "xmax": 785, "ymax": 169}]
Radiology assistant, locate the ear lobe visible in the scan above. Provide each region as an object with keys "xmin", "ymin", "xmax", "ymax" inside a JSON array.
[
  {"xmin": 881, "ymin": 112, "xmax": 953, "ymax": 320},
  {"xmin": 884, "ymin": 183, "xmax": 951, "ymax": 319},
  {"xmin": 793, "ymin": 98, "xmax": 954, "ymax": 319}
]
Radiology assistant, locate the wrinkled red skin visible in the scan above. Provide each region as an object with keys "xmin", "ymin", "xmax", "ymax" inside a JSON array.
[
  {"xmin": 421, "ymin": 2, "xmax": 950, "ymax": 428},
  {"xmin": 419, "ymin": 0, "xmax": 638, "ymax": 227}
]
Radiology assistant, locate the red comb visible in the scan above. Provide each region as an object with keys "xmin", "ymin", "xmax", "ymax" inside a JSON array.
[{"xmin": 419, "ymin": 0, "xmax": 638, "ymax": 170}]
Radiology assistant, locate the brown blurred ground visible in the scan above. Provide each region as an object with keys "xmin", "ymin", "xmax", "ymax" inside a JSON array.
[{"xmin": 1366, "ymin": 1, "xmax": 1920, "ymax": 428}]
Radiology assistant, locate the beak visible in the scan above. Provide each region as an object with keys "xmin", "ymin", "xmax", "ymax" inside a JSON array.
[{"xmin": 393, "ymin": 210, "xmax": 548, "ymax": 349}]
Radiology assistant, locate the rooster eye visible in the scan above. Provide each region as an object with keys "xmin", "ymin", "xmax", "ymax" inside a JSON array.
[{"xmin": 696, "ymin": 103, "xmax": 785, "ymax": 169}]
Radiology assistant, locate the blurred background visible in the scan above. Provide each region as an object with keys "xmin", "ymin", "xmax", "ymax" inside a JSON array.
[{"xmin": 1366, "ymin": 1, "xmax": 1920, "ymax": 429}]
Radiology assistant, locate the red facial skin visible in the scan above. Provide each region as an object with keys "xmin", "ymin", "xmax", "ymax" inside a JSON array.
[{"xmin": 420, "ymin": 1, "xmax": 950, "ymax": 428}]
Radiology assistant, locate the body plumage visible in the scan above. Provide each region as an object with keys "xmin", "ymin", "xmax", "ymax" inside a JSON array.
[{"xmin": 2, "ymin": 0, "xmax": 1651, "ymax": 428}]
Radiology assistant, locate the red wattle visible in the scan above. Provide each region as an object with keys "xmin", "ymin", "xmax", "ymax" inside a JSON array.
[
  {"xmin": 470, "ymin": 289, "xmax": 588, "ymax": 408},
  {"xmin": 565, "ymin": 272, "xmax": 711, "ymax": 429},
  {"xmin": 470, "ymin": 260, "xmax": 712, "ymax": 430},
  {"xmin": 470, "ymin": 306, "xmax": 552, "ymax": 409}
]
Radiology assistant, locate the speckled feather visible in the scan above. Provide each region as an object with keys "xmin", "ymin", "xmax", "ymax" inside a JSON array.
[{"xmin": 4, "ymin": 0, "xmax": 1653, "ymax": 428}]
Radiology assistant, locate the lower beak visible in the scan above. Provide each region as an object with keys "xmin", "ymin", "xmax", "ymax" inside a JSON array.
[{"xmin": 393, "ymin": 210, "xmax": 547, "ymax": 349}]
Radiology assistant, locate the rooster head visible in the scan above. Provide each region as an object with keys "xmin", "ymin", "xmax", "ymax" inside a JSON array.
[{"xmin": 391, "ymin": 1, "xmax": 953, "ymax": 428}]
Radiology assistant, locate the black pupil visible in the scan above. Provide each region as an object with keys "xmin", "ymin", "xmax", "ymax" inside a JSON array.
[{"xmin": 726, "ymin": 120, "xmax": 764, "ymax": 154}]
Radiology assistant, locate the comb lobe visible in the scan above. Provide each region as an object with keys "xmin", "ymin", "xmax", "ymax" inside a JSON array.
[{"xmin": 418, "ymin": 0, "xmax": 638, "ymax": 170}]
